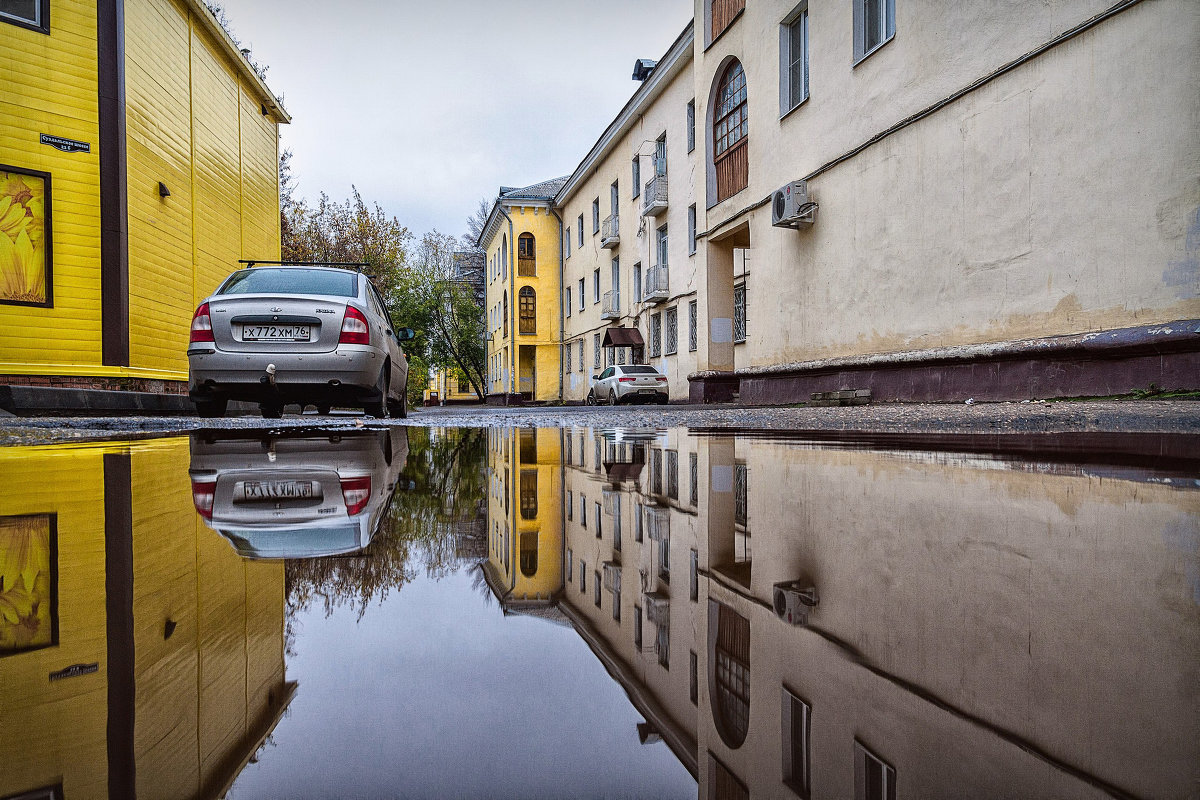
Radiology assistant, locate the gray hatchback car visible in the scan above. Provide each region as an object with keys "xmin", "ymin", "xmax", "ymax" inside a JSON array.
[{"xmin": 187, "ymin": 266, "xmax": 413, "ymax": 418}]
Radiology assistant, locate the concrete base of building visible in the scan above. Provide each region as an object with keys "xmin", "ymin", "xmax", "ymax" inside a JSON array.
[
  {"xmin": 0, "ymin": 385, "xmax": 261, "ymax": 416},
  {"xmin": 485, "ymin": 392, "xmax": 528, "ymax": 406},
  {"xmin": 689, "ymin": 320, "xmax": 1200, "ymax": 405}
]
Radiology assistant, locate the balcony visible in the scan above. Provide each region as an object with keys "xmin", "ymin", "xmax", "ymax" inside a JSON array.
[
  {"xmin": 601, "ymin": 290, "xmax": 622, "ymax": 320},
  {"xmin": 641, "ymin": 175, "xmax": 668, "ymax": 217},
  {"xmin": 601, "ymin": 215, "xmax": 620, "ymax": 249},
  {"xmin": 644, "ymin": 264, "xmax": 669, "ymax": 304},
  {"xmin": 644, "ymin": 505, "xmax": 670, "ymax": 542}
]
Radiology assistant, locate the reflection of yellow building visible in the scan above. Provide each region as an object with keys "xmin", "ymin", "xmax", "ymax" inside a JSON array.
[
  {"xmin": 0, "ymin": 0, "xmax": 286, "ymax": 402},
  {"xmin": 0, "ymin": 438, "xmax": 292, "ymax": 799},
  {"xmin": 484, "ymin": 428, "xmax": 563, "ymax": 607},
  {"xmin": 479, "ymin": 180, "xmax": 566, "ymax": 403}
]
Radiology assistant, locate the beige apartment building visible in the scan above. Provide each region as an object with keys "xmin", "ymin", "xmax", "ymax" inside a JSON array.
[{"xmin": 486, "ymin": 0, "xmax": 1199, "ymax": 405}]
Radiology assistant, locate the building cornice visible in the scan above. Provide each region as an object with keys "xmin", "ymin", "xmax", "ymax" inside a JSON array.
[{"xmin": 555, "ymin": 20, "xmax": 694, "ymax": 206}]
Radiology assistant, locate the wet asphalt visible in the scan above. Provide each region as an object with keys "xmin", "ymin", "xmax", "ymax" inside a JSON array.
[{"xmin": 1, "ymin": 400, "xmax": 1198, "ymax": 446}]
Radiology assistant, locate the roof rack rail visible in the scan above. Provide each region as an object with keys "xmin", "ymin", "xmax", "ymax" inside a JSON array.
[{"xmin": 238, "ymin": 259, "xmax": 371, "ymax": 270}]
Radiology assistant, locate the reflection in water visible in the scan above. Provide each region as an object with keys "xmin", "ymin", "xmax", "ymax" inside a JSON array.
[{"xmin": 1, "ymin": 426, "xmax": 1197, "ymax": 798}]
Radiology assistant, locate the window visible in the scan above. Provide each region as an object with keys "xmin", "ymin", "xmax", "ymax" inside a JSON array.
[
  {"xmin": 633, "ymin": 263, "xmax": 643, "ymax": 303},
  {"xmin": 854, "ymin": 0, "xmax": 896, "ymax": 65},
  {"xmin": 854, "ymin": 741, "xmax": 896, "ymax": 800},
  {"xmin": 610, "ymin": 181, "xmax": 619, "ymax": 213},
  {"xmin": 519, "ymin": 470, "xmax": 537, "ymax": 519},
  {"xmin": 781, "ymin": 5, "xmax": 810, "ymax": 114},
  {"xmin": 632, "ymin": 155, "xmax": 641, "ymax": 198},
  {"xmin": 689, "ymin": 452, "xmax": 698, "ymax": 506},
  {"xmin": 565, "ymin": 343, "xmax": 572, "ymax": 374},
  {"xmin": 565, "ymin": 228, "xmax": 570, "ymax": 258},
  {"xmin": 578, "ymin": 340, "xmax": 585, "ymax": 372},
  {"xmin": 502, "ymin": 291, "xmax": 508, "ymax": 335},
  {"xmin": 687, "ymin": 99, "xmax": 696, "ymax": 153},
  {"xmin": 519, "ymin": 532, "xmax": 538, "ymax": 577},
  {"xmin": 517, "ymin": 232, "xmax": 536, "ymax": 275},
  {"xmin": 580, "ymin": 561, "xmax": 587, "ymax": 592},
  {"xmin": 690, "ymin": 650, "xmax": 698, "ymax": 704},
  {"xmin": 0, "ymin": 166, "xmax": 52, "ymax": 306},
  {"xmin": 667, "ymin": 450, "xmax": 679, "ymax": 499},
  {"xmin": 611, "ymin": 257, "xmax": 620, "ymax": 308},
  {"xmin": 592, "ymin": 198, "xmax": 600, "ymax": 234},
  {"xmin": 577, "ymin": 215, "xmax": 584, "ymax": 248},
  {"xmin": 565, "ymin": 287, "xmax": 572, "ymax": 317},
  {"xmin": 1, "ymin": 0, "xmax": 49, "ymax": 33},
  {"xmin": 783, "ymin": 689, "xmax": 812, "ymax": 798},
  {"xmin": 501, "ymin": 235, "xmax": 508, "ymax": 279},
  {"xmin": 656, "ymin": 224, "xmax": 668, "ymax": 267},
  {"xmin": 634, "ymin": 604, "xmax": 643, "ymax": 648},
  {"xmin": 711, "ymin": 602, "xmax": 751, "ymax": 748},
  {"xmin": 634, "ymin": 503, "xmax": 644, "ymax": 542},
  {"xmin": 518, "ymin": 287, "xmax": 536, "ymax": 334},
  {"xmin": 594, "ymin": 502, "xmax": 602, "ymax": 538},
  {"xmin": 733, "ymin": 284, "xmax": 746, "ymax": 342},
  {"xmin": 649, "ymin": 313, "xmax": 662, "ymax": 358},
  {"xmin": 581, "ymin": 495, "xmax": 587, "ymax": 528},
  {"xmin": 566, "ymin": 491, "xmax": 573, "ymax": 521},
  {"xmin": 688, "ymin": 205, "xmax": 697, "ymax": 255},
  {"xmin": 713, "ymin": 59, "xmax": 749, "ymax": 202},
  {"xmin": 652, "ymin": 448, "xmax": 663, "ymax": 495},
  {"xmin": 664, "ymin": 307, "xmax": 678, "ymax": 355},
  {"xmin": 688, "ymin": 300, "xmax": 698, "ymax": 352},
  {"xmin": 566, "ymin": 547, "xmax": 573, "ymax": 580},
  {"xmin": 594, "ymin": 571, "xmax": 602, "ymax": 607},
  {"xmin": 593, "ymin": 334, "xmax": 601, "ymax": 369},
  {"xmin": 690, "ymin": 548, "xmax": 699, "ymax": 601},
  {"xmin": 593, "ymin": 269, "xmax": 600, "ymax": 303},
  {"xmin": 654, "ymin": 135, "xmax": 667, "ymax": 177},
  {"xmin": 577, "ymin": 278, "xmax": 585, "ymax": 312}
]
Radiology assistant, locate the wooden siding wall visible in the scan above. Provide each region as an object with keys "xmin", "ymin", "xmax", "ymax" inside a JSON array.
[
  {"xmin": 0, "ymin": 2, "xmax": 105, "ymax": 371},
  {"xmin": 715, "ymin": 141, "xmax": 748, "ymax": 203},
  {"xmin": 711, "ymin": 0, "xmax": 744, "ymax": 42},
  {"xmin": 0, "ymin": 0, "xmax": 281, "ymax": 381}
]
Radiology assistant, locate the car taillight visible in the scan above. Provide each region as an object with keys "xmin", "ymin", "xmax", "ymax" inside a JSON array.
[
  {"xmin": 190, "ymin": 303, "xmax": 214, "ymax": 343},
  {"xmin": 656, "ymin": 376, "xmax": 667, "ymax": 382},
  {"xmin": 340, "ymin": 476, "xmax": 371, "ymax": 516},
  {"xmin": 191, "ymin": 479, "xmax": 215, "ymax": 519},
  {"xmin": 618, "ymin": 377, "xmax": 635, "ymax": 383},
  {"xmin": 339, "ymin": 306, "xmax": 370, "ymax": 345}
]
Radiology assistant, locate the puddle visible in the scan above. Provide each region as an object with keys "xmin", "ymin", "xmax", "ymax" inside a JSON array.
[{"xmin": 0, "ymin": 427, "xmax": 1197, "ymax": 799}]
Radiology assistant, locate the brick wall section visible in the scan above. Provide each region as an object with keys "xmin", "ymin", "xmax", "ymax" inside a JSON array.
[{"xmin": 2, "ymin": 376, "xmax": 188, "ymax": 394}]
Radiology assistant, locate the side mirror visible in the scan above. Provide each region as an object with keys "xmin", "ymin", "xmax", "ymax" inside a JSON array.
[
  {"xmin": 592, "ymin": 374, "xmax": 600, "ymax": 381},
  {"xmin": 395, "ymin": 327, "xmax": 416, "ymax": 341}
]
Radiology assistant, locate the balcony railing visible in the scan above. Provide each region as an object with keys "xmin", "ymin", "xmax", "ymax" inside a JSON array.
[
  {"xmin": 601, "ymin": 290, "xmax": 621, "ymax": 320},
  {"xmin": 641, "ymin": 175, "xmax": 668, "ymax": 216},
  {"xmin": 644, "ymin": 264, "xmax": 669, "ymax": 304},
  {"xmin": 601, "ymin": 215, "xmax": 620, "ymax": 249}
]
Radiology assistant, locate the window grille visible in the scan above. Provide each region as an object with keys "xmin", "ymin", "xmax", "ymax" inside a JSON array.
[
  {"xmin": 664, "ymin": 307, "xmax": 678, "ymax": 355},
  {"xmin": 733, "ymin": 284, "xmax": 747, "ymax": 343},
  {"xmin": 593, "ymin": 334, "xmax": 601, "ymax": 368},
  {"xmin": 667, "ymin": 450, "xmax": 679, "ymax": 500},
  {"xmin": 689, "ymin": 452, "xmax": 698, "ymax": 506},
  {"xmin": 650, "ymin": 313, "xmax": 662, "ymax": 357},
  {"xmin": 688, "ymin": 300, "xmax": 698, "ymax": 352}
]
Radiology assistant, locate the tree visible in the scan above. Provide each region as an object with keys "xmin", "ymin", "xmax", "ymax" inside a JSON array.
[
  {"xmin": 461, "ymin": 197, "xmax": 491, "ymax": 251},
  {"xmin": 412, "ymin": 232, "xmax": 487, "ymax": 400}
]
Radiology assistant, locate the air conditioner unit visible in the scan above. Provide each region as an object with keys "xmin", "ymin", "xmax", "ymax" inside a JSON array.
[
  {"xmin": 771, "ymin": 180, "xmax": 816, "ymax": 228},
  {"xmin": 772, "ymin": 580, "xmax": 818, "ymax": 625}
]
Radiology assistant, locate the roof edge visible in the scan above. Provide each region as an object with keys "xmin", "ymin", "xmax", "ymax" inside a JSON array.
[{"xmin": 555, "ymin": 20, "xmax": 694, "ymax": 205}]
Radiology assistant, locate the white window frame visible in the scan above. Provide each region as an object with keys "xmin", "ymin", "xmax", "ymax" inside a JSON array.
[
  {"xmin": 593, "ymin": 268, "xmax": 600, "ymax": 303},
  {"xmin": 592, "ymin": 198, "xmax": 600, "ymax": 234},
  {"xmin": 649, "ymin": 313, "xmax": 662, "ymax": 358},
  {"xmin": 688, "ymin": 205, "xmax": 697, "ymax": 255},
  {"xmin": 577, "ymin": 215, "xmax": 584, "ymax": 248},
  {"xmin": 853, "ymin": 0, "xmax": 895, "ymax": 66},
  {"xmin": 780, "ymin": 3, "xmax": 810, "ymax": 116},
  {"xmin": 632, "ymin": 155, "xmax": 641, "ymax": 198},
  {"xmin": 578, "ymin": 278, "xmax": 585, "ymax": 311}
]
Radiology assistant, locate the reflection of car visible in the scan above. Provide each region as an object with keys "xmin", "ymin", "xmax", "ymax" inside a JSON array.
[
  {"xmin": 187, "ymin": 266, "xmax": 415, "ymax": 419},
  {"xmin": 587, "ymin": 364, "xmax": 669, "ymax": 405},
  {"xmin": 188, "ymin": 428, "xmax": 409, "ymax": 559}
]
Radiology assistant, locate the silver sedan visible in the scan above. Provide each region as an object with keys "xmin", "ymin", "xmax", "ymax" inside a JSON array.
[
  {"xmin": 587, "ymin": 364, "xmax": 669, "ymax": 405},
  {"xmin": 187, "ymin": 266, "xmax": 413, "ymax": 418}
]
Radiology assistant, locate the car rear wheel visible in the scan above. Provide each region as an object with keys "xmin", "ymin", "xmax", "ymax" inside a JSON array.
[
  {"xmin": 586, "ymin": 391, "xmax": 596, "ymax": 406},
  {"xmin": 260, "ymin": 401, "xmax": 283, "ymax": 419},
  {"xmin": 387, "ymin": 386, "xmax": 407, "ymax": 419},
  {"xmin": 364, "ymin": 365, "xmax": 389, "ymax": 418},
  {"xmin": 609, "ymin": 390, "xmax": 619, "ymax": 406},
  {"xmin": 194, "ymin": 397, "xmax": 227, "ymax": 418},
  {"xmin": 316, "ymin": 404, "xmax": 331, "ymax": 415}
]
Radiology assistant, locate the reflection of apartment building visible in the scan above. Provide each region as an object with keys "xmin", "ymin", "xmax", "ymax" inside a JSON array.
[
  {"xmin": 483, "ymin": 0, "xmax": 1199, "ymax": 404},
  {"xmin": 0, "ymin": 0, "xmax": 287, "ymax": 410},
  {"xmin": 482, "ymin": 426, "xmax": 1198, "ymax": 798},
  {"xmin": 0, "ymin": 438, "xmax": 293, "ymax": 798}
]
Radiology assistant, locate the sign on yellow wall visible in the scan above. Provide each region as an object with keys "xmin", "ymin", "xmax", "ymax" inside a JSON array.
[{"xmin": 0, "ymin": 167, "xmax": 51, "ymax": 308}]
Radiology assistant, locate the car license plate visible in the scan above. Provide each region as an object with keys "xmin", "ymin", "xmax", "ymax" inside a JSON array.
[
  {"xmin": 640, "ymin": 388, "xmax": 657, "ymax": 394},
  {"xmin": 237, "ymin": 480, "xmax": 317, "ymax": 501},
  {"xmin": 242, "ymin": 324, "xmax": 311, "ymax": 341}
]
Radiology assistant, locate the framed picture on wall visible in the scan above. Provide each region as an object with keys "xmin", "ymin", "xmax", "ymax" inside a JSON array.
[
  {"xmin": 0, "ymin": 165, "xmax": 53, "ymax": 308},
  {"xmin": 0, "ymin": 513, "xmax": 59, "ymax": 656}
]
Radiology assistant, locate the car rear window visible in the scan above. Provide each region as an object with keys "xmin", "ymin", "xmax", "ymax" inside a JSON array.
[
  {"xmin": 218, "ymin": 268, "xmax": 358, "ymax": 297},
  {"xmin": 620, "ymin": 366, "xmax": 659, "ymax": 375}
]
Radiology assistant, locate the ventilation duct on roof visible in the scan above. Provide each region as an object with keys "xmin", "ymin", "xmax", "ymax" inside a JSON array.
[{"xmin": 632, "ymin": 59, "xmax": 657, "ymax": 81}]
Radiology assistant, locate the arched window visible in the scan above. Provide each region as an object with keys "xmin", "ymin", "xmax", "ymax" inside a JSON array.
[
  {"xmin": 519, "ymin": 531, "xmax": 538, "ymax": 576},
  {"xmin": 501, "ymin": 235, "xmax": 508, "ymax": 279},
  {"xmin": 502, "ymin": 291, "xmax": 508, "ymax": 337},
  {"xmin": 713, "ymin": 59, "xmax": 748, "ymax": 202},
  {"xmin": 519, "ymin": 286, "xmax": 536, "ymax": 334},
  {"xmin": 708, "ymin": 600, "xmax": 750, "ymax": 748},
  {"xmin": 518, "ymin": 233, "xmax": 536, "ymax": 276}
]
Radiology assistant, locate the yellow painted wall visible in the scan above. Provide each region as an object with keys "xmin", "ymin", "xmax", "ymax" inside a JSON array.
[
  {"xmin": 0, "ymin": 0, "xmax": 283, "ymax": 381},
  {"xmin": 0, "ymin": 2, "xmax": 105, "ymax": 372},
  {"xmin": 0, "ymin": 438, "xmax": 287, "ymax": 799}
]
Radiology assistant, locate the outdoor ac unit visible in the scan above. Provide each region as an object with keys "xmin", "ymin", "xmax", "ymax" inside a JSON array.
[
  {"xmin": 772, "ymin": 580, "xmax": 818, "ymax": 625},
  {"xmin": 771, "ymin": 180, "xmax": 816, "ymax": 228}
]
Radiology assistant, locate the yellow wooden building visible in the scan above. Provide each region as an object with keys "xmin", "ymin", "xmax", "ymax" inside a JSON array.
[
  {"xmin": 0, "ymin": 0, "xmax": 287, "ymax": 407},
  {"xmin": 0, "ymin": 437, "xmax": 293, "ymax": 798},
  {"xmin": 479, "ymin": 178, "xmax": 566, "ymax": 404}
]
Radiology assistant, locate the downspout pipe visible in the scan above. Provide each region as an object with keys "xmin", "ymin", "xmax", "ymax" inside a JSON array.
[
  {"xmin": 497, "ymin": 205, "xmax": 516, "ymax": 405},
  {"xmin": 551, "ymin": 207, "xmax": 566, "ymax": 403}
]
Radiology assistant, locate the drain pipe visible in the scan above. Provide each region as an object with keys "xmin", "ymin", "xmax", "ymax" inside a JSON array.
[
  {"xmin": 497, "ymin": 204, "xmax": 516, "ymax": 405},
  {"xmin": 551, "ymin": 207, "xmax": 565, "ymax": 403}
]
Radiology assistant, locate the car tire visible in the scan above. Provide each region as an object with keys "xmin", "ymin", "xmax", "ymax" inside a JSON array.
[
  {"xmin": 609, "ymin": 390, "xmax": 619, "ymax": 406},
  {"xmin": 316, "ymin": 404, "xmax": 331, "ymax": 416},
  {"xmin": 194, "ymin": 397, "xmax": 227, "ymax": 418},
  {"xmin": 260, "ymin": 401, "xmax": 283, "ymax": 419},
  {"xmin": 364, "ymin": 364, "xmax": 389, "ymax": 418},
  {"xmin": 586, "ymin": 391, "xmax": 596, "ymax": 406}
]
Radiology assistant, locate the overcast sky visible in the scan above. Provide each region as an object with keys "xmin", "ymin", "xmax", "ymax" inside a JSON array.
[{"xmin": 221, "ymin": 0, "xmax": 693, "ymax": 242}]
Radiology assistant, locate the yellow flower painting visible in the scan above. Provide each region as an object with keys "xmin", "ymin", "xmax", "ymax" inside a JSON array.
[
  {"xmin": 0, "ymin": 515, "xmax": 55, "ymax": 655},
  {"xmin": 0, "ymin": 169, "xmax": 49, "ymax": 306}
]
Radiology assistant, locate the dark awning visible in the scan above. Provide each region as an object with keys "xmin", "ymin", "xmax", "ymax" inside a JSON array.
[
  {"xmin": 604, "ymin": 461, "xmax": 645, "ymax": 482},
  {"xmin": 602, "ymin": 326, "xmax": 645, "ymax": 347}
]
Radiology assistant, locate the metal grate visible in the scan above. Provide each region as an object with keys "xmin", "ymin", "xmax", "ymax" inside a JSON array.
[
  {"xmin": 664, "ymin": 307, "xmax": 678, "ymax": 355},
  {"xmin": 734, "ymin": 463, "xmax": 748, "ymax": 527},
  {"xmin": 733, "ymin": 284, "xmax": 747, "ymax": 343},
  {"xmin": 688, "ymin": 300, "xmax": 698, "ymax": 351},
  {"xmin": 649, "ymin": 313, "xmax": 662, "ymax": 357}
]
